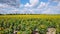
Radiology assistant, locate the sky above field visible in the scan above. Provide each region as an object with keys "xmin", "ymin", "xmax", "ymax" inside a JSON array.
[{"xmin": 0, "ymin": 0, "xmax": 60, "ymax": 14}]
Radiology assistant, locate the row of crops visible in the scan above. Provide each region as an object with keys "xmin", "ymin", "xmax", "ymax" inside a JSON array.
[{"xmin": 0, "ymin": 15, "xmax": 60, "ymax": 34}]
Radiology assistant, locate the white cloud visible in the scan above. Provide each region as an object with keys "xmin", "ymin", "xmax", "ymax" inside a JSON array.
[
  {"xmin": 0, "ymin": 4, "xmax": 9, "ymax": 8},
  {"xmin": 49, "ymin": 0, "xmax": 60, "ymax": 2},
  {"xmin": 25, "ymin": 3, "xmax": 30, "ymax": 7},
  {"xmin": 0, "ymin": 0, "xmax": 60, "ymax": 14},
  {"xmin": 0, "ymin": 0, "xmax": 20, "ymax": 7},
  {"xmin": 24, "ymin": 3, "xmax": 31, "ymax": 8},
  {"xmin": 0, "ymin": 3, "xmax": 20, "ymax": 14},
  {"xmin": 57, "ymin": 2, "xmax": 60, "ymax": 7},
  {"xmin": 21, "ymin": 1, "xmax": 60, "ymax": 14},
  {"xmin": 24, "ymin": 0, "xmax": 39, "ymax": 8},
  {"xmin": 42, "ymin": 8, "xmax": 60, "ymax": 14},
  {"xmin": 41, "ymin": 2, "xmax": 60, "ymax": 14},
  {"xmin": 29, "ymin": 0, "xmax": 39, "ymax": 7},
  {"xmin": 0, "ymin": 0, "xmax": 20, "ymax": 14},
  {"xmin": 37, "ymin": 2, "xmax": 47, "ymax": 9}
]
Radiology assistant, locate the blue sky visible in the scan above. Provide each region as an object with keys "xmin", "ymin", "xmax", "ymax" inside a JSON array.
[
  {"xmin": 0, "ymin": 0, "xmax": 60, "ymax": 14},
  {"xmin": 20, "ymin": 0, "xmax": 29, "ymax": 4}
]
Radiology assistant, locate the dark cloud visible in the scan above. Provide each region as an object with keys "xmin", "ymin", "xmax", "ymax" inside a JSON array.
[
  {"xmin": 53, "ymin": 0, "xmax": 60, "ymax": 1},
  {"xmin": 0, "ymin": 0, "xmax": 20, "ymax": 8},
  {"xmin": 49, "ymin": 0, "xmax": 60, "ymax": 2}
]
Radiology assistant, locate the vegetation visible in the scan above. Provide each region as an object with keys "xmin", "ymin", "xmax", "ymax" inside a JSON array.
[{"xmin": 0, "ymin": 14, "xmax": 60, "ymax": 34}]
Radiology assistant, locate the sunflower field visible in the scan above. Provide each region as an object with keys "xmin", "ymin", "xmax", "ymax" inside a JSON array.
[{"xmin": 0, "ymin": 14, "xmax": 60, "ymax": 34}]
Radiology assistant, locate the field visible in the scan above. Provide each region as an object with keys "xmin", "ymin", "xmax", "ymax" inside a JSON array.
[{"xmin": 0, "ymin": 14, "xmax": 60, "ymax": 34}]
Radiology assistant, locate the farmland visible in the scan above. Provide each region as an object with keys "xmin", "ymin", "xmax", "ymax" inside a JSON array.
[{"xmin": 0, "ymin": 14, "xmax": 60, "ymax": 34}]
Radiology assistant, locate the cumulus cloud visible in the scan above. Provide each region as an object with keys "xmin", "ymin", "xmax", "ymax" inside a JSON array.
[
  {"xmin": 24, "ymin": 3, "xmax": 31, "ymax": 7},
  {"xmin": 42, "ymin": 8, "xmax": 60, "ymax": 14},
  {"xmin": 0, "ymin": 4, "xmax": 8, "ymax": 8},
  {"xmin": 29, "ymin": 0, "xmax": 39, "ymax": 7},
  {"xmin": 0, "ymin": 3, "xmax": 20, "ymax": 14},
  {"xmin": 0, "ymin": 0, "xmax": 20, "ymax": 14},
  {"xmin": 0, "ymin": 0, "xmax": 20, "ymax": 7},
  {"xmin": 49, "ymin": 0, "xmax": 60, "ymax": 2},
  {"xmin": 24, "ymin": 0, "xmax": 39, "ymax": 8},
  {"xmin": 41, "ymin": 2, "xmax": 60, "ymax": 14},
  {"xmin": 0, "ymin": 0, "xmax": 60, "ymax": 14},
  {"xmin": 37, "ymin": 2, "xmax": 47, "ymax": 9},
  {"xmin": 0, "ymin": 8, "xmax": 18, "ymax": 14},
  {"xmin": 29, "ymin": 0, "xmax": 60, "ymax": 14},
  {"xmin": 0, "ymin": 3, "xmax": 17, "ymax": 8}
]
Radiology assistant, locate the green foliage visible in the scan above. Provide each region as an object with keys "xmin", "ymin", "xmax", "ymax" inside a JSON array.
[{"xmin": 0, "ymin": 15, "xmax": 60, "ymax": 34}]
